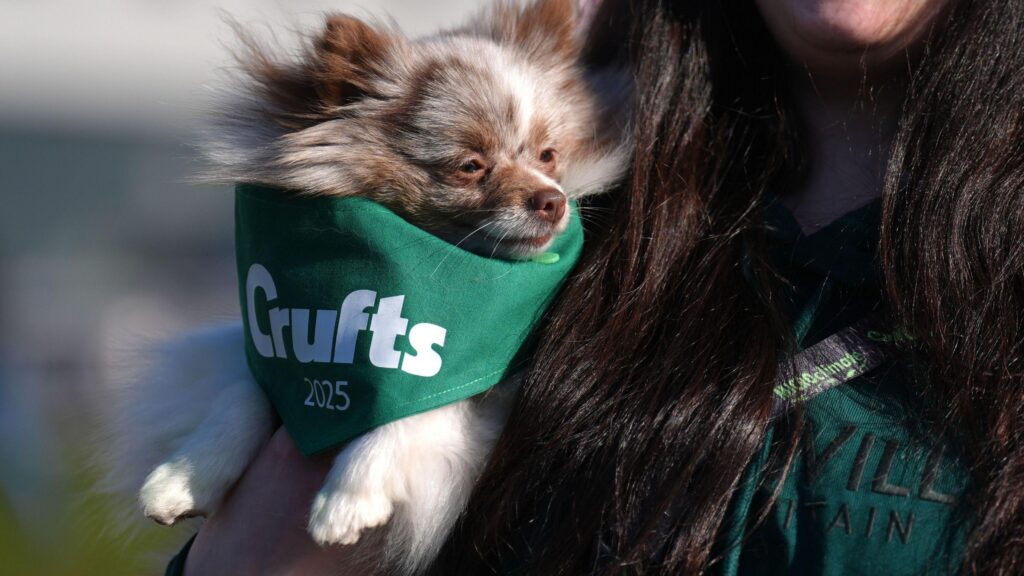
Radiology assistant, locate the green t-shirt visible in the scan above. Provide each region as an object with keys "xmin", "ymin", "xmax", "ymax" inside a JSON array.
[{"xmin": 720, "ymin": 200, "xmax": 967, "ymax": 576}]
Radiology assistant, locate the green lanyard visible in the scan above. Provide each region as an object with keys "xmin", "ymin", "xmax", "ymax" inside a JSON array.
[{"xmin": 773, "ymin": 318, "xmax": 913, "ymax": 416}]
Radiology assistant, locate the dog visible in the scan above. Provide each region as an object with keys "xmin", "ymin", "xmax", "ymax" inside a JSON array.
[{"xmin": 105, "ymin": 0, "xmax": 628, "ymax": 572}]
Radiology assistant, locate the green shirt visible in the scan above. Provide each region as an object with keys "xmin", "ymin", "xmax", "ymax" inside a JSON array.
[{"xmin": 721, "ymin": 200, "xmax": 967, "ymax": 576}]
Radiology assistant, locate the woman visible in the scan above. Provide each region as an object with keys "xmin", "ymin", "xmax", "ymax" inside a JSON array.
[{"xmin": 178, "ymin": 0, "xmax": 1024, "ymax": 574}]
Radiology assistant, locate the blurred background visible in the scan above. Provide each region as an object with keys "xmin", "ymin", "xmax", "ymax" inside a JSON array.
[{"xmin": 0, "ymin": 1, "xmax": 480, "ymax": 573}]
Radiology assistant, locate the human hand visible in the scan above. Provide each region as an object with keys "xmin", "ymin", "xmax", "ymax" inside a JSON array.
[{"xmin": 183, "ymin": 426, "xmax": 378, "ymax": 576}]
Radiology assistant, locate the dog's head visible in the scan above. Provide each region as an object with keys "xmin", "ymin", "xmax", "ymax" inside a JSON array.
[{"xmin": 207, "ymin": 0, "xmax": 629, "ymax": 258}]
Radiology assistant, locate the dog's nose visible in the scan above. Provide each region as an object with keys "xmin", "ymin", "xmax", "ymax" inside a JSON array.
[{"xmin": 528, "ymin": 189, "xmax": 567, "ymax": 223}]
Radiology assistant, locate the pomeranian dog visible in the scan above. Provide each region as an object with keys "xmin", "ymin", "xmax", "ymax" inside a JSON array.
[{"xmin": 106, "ymin": 0, "xmax": 627, "ymax": 572}]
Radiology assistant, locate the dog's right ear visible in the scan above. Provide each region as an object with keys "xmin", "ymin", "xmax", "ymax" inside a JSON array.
[
  {"xmin": 312, "ymin": 15, "xmax": 403, "ymax": 106},
  {"xmin": 474, "ymin": 0, "xmax": 579, "ymax": 61}
]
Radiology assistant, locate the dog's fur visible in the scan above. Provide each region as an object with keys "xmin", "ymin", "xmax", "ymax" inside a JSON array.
[{"xmin": 106, "ymin": 0, "xmax": 628, "ymax": 573}]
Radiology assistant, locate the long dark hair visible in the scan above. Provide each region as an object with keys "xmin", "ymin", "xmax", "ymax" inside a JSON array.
[{"xmin": 430, "ymin": 0, "xmax": 1024, "ymax": 574}]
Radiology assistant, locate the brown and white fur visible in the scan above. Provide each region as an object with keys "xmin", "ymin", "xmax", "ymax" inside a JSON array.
[{"xmin": 106, "ymin": 0, "xmax": 628, "ymax": 573}]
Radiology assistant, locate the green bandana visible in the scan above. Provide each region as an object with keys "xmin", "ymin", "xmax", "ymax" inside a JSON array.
[{"xmin": 235, "ymin": 185, "xmax": 583, "ymax": 455}]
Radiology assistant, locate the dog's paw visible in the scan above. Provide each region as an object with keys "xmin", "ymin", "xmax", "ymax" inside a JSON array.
[
  {"xmin": 139, "ymin": 461, "xmax": 209, "ymax": 526},
  {"xmin": 308, "ymin": 489, "xmax": 394, "ymax": 546}
]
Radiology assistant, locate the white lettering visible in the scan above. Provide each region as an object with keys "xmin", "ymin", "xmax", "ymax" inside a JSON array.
[
  {"xmin": 368, "ymin": 296, "xmax": 409, "ymax": 369},
  {"xmin": 244, "ymin": 264, "xmax": 448, "ymax": 375},
  {"xmin": 269, "ymin": 308, "xmax": 290, "ymax": 359},
  {"xmin": 401, "ymin": 323, "xmax": 447, "ymax": 377},
  {"xmin": 333, "ymin": 290, "xmax": 377, "ymax": 364},
  {"xmin": 292, "ymin": 309, "xmax": 339, "ymax": 363},
  {"xmin": 246, "ymin": 264, "xmax": 277, "ymax": 358}
]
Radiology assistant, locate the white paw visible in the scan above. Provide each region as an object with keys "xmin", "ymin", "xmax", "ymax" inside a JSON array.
[
  {"xmin": 139, "ymin": 461, "xmax": 209, "ymax": 525},
  {"xmin": 308, "ymin": 490, "xmax": 394, "ymax": 546}
]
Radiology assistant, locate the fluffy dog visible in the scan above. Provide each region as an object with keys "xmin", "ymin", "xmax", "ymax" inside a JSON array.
[{"xmin": 106, "ymin": 0, "xmax": 627, "ymax": 572}]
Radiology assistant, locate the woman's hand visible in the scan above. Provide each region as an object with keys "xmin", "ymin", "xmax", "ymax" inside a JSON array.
[{"xmin": 183, "ymin": 426, "xmax": 376, "ymax": 576}]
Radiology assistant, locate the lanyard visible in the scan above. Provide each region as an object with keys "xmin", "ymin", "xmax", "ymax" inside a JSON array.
[{"xmin": 772, "ymin": 318, "xmax": 913, "ymax": 416}]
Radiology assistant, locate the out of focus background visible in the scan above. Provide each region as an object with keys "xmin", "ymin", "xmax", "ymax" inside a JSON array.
[{"xmin": 0, "ymin": 1, "xmax": 479, "ymax": 573}]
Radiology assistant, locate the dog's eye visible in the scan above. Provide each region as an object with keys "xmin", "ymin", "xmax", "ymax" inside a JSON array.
[
  {"xmin": 459, "ymin": 159, "xmax": 483, "ymax": 174},
  {"xmin": 539, "ymin": 148, "xmax": 557, "ymax": 163}
]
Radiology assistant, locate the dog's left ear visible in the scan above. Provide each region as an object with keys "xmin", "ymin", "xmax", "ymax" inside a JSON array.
[
  {"xmin": 313, "ymin": 15, "xmax": 404, "ymax": 105},
  {"xmin": 480, "ymin": 0, "xmax": 579, "ymax": 60}
]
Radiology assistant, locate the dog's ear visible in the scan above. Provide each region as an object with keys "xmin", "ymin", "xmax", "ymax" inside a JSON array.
[
  {"xmin": 479, "ymin": 0, "xmax": 579, "ymax": 60},
  {"xmin": 313, "ymin": 15, "xmax": 402, "ymax": 105}
]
